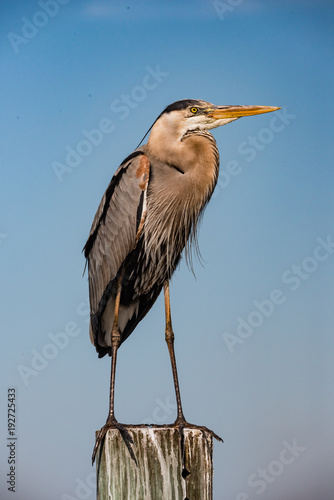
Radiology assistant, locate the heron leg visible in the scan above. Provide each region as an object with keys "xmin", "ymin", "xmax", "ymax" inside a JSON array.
[
  {"xmin": 164, "ymin": 280, "xmax": 223, "ymax": 457},
  {"xmin": 164, "ymin": 280, "xmax": 185, "ymax": 422},
  {"xmin": 92, "ymin": 273, "xmax": 125, "ymax": 464},
  {"xmin": 107, "ymin": 276, "xmax": 122, "ymax": 422}
]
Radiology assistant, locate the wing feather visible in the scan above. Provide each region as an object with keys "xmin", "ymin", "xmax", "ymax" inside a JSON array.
[{"xmin": 84, "ymin": 151, "xmax": 150, "ymax": 321}]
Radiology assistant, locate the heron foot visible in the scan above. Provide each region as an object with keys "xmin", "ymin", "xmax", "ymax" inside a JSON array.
[
  {"xmin": 92, "ymin": 417, "xmax": 126, "ymax": 465},
  {"xmin": 169, "ymin": 417, "xmax": 223, "ymax": 477},
  {"xmin": 172, "ymin": 416, "xmax": 223, "ymax": 443}
]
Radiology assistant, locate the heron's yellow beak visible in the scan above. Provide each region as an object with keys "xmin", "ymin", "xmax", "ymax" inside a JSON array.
[{"xmin": 207, "ymin": 105, "xmax": 281, "ymax": 119}]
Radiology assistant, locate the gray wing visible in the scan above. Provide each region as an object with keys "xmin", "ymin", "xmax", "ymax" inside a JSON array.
[{"xmin": 84, "ymin": 150, "xmax": 150, "ymax": 345}]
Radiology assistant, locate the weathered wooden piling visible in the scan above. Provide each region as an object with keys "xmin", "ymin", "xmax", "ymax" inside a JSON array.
[{"xmin": 96, "ymin": 426, "xmax": 213, "ymax": 500}]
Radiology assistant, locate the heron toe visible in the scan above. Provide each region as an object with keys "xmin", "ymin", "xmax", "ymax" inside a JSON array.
[
  {"xmin": 92, "ymin": 418, "xmax": 126, "ymax": 464},
  {"xmin": 173, "ymin": 417, "xmax": 223, "ymax": 443}
]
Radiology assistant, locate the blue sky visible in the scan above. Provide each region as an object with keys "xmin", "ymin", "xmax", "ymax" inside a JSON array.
[{"xmin": 0, "ymin": 1, "xmax": 333, "ymax": 499}]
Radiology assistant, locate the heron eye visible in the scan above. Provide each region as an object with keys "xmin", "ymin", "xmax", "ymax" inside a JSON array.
[{"xmin": 190, "ymin": 107, "xmax": 198, "ymax": 114}]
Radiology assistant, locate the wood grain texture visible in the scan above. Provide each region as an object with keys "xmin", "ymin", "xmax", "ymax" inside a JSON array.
[{"xmin": 96, "ymin": 427, "xmax": 213, "ymax": 500}]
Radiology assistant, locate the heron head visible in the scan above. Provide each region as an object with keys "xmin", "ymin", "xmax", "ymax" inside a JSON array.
[{"xmin": 152, "ymin": 99, "xmax": 280, "ymax": 139}]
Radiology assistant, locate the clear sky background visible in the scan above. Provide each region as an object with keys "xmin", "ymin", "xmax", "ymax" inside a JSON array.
[{"xmin": 0, "ymin": 1, "xmax": 333, "ymax": 499}]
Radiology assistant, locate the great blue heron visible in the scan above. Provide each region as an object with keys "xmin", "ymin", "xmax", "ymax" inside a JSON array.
[{"xmin": 84, "ymin": 99, "xmax": 280, "ymax": 463}]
